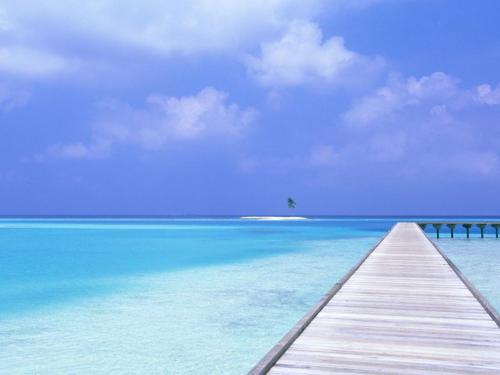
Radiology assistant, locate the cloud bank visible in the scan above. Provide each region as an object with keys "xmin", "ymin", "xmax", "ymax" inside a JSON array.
[
  {"xmin": 476, "ymin": 84, "xmax": 500, "ymax": 105},
  {"xmin": 240, "ymin": 72, "xmax": 500, "ymax": 182},
  {"xmin": 44, "ymin": 87, "xmax": 255, "ymax": 159},
  {"xmin": 324, "ymin": 72, "xmax": 500, "ymax": 178},
  {"xmin": 0, "ymin": 0, "xmax": 394, "ymax": 82},
  {"xmin": 0, "ymin": 1, "xmax": 323, "ymax": 77},
  {"xmin": 247, "ymin": 20, "xmax": 384, "ymax": 87}
]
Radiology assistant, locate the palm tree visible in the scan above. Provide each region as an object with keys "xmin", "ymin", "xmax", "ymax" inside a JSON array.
[{"xmin": 287, "ymin": 197, "xmax": 296, "ymax": 209}]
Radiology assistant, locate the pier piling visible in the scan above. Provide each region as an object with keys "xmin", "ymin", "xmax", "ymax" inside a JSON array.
[
  {"xmin": 446, "ymin": 223, "xmax": 456, "ymax": 238},
  {"xmin": 417, "ymin": 222, "xmax": 500, "ymax": 239},
  {"xmin": 492, "ymin": 224, "xmax": 500, "ymax": 238},
  {"xmin": 432, "ymin": 223, "xmax": 442, "ymax": 238},
  {"xmin": 463, "ymin": 223, "xmax": 472, "ymax": 238},
  {"xmin": 477, "ymin": 223, "xmax": 487, "ymax": 238}
]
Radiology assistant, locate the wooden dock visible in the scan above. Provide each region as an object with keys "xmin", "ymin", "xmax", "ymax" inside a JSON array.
[{"xmin": 249, "ymin": 223, "xmax": 500, "ymax": 374}]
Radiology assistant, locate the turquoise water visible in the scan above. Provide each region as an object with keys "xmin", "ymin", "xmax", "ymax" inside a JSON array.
[{"xmin": 0, "ymin": 218, "xmax": 498, "ymax": 374}]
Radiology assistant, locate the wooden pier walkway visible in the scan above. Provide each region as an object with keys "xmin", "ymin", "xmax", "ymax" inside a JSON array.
[{"xmin": 250, "ymin": 223, "xmax": 500, "ymax": 374}]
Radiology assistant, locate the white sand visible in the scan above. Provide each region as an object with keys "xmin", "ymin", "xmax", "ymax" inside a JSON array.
[{"xmin": 240, "ymin": 216, "xmax": 308, "ymax": 221}]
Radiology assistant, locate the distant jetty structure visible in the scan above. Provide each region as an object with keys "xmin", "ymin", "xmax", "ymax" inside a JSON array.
[
  {"xmin": 249, "ymin": 223, "xmax": 500, "ymax": 374},
  {"xmin": 418, "ymin": 221, "xmax": 500, "ymax": 238}
]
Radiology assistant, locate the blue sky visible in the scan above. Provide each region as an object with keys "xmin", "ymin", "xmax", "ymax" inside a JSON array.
[{"xmin": 1, "ymin": 0, "xmax": 500, "ymax": 215}]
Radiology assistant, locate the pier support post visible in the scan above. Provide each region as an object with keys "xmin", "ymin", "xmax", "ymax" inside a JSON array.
[
  {"xmin": 477, "ymin": 224, "xmax": 486, "ymax": 238},
  {"xmin": 432, "ymin": 223, "xmax": 442, "ymax": 239},
  {"xmin": 462, "ymin": 224, "xmax": 472, "ymax": 239},
  {"xmin": 492, "ymin": 224, "xmax": 500, "ymax": 238},
  {"xmin": 446, "ymin": 223, "xmax": 456, "ymax": 238},
  {"xmin": 418, "ymin": 223, "xmax": 427, "ymax": 230}
]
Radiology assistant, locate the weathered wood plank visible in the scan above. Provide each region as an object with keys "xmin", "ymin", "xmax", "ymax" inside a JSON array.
[{"xmin": 249, "ymin": 223, "xmax": 500, "ymax": 374}]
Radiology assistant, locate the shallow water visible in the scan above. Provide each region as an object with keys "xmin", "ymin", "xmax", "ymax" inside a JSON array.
[
  {"xmin": 0, "ymin": 218, "xmax": 498, "ymax": 374},
  {"xmin": 433, "ymin": 237, "xmax": 500, "ymax": 313}
]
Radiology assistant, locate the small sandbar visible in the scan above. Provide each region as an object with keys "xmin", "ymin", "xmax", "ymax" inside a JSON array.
[{"xmin": 240, "ymin": 216, "xmax": 308, "ymax": 221}]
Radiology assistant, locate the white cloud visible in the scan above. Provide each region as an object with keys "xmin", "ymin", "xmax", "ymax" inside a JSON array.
[
  {"xmin": 146, "ymin": 89, "xmax": 254, "ymax": 140},
  {"xmin": 236, "ymin": 70, "xmax": 500, "ymax": 181},
  {"xmin": 343, "ymin": 72, "xmax": 461, "ymax": 126},
  {"xmin": 45, "ymin": 87, "xmax": 255, "ymax": 159},
  {"xmin": 247, "ymin": 20, "xmax": 384, "ymax": 87},
  {"xmin": 476, "ymin": 84, "xmax": 500, "ymax": 105},
  {"xmin": 0, "ymin": 7, "xmax": 12, "ymax": 31},
  {"xmin": 344, "ymin": 73, "xmax": 500, "ymax": 128},
  {"xmin": 0, "ymin": 47, "xmax": 72, "ymax": 77},
  {"xmin": 0, "ymin": 1, "xmax": 323, "ymax": 56},
  {"xmin": 0, "ymin": 1, "xmax": 394, "ymax": 81},
  {"xmin": 1, "ymin": 1, "xmax": 389, "ymax": 56},
  {"xmin": 302, "ymin": 72, "xmax": 500, "ymax": 179}
]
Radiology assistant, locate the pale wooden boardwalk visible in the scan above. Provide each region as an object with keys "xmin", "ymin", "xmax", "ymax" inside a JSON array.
[{"xmin": 250, "ymin": 223, "xmax": 500, "ymax": 375}]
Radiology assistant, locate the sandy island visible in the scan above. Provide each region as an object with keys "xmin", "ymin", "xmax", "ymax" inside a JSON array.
[{"xmin": 240, "ymin": 216, "xmax": 308, "ymax": 221}]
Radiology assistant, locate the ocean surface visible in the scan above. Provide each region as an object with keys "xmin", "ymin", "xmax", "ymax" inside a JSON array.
[{"xmin": 0, "ymin": 217, "xmax": 498, "ymax": 374}]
